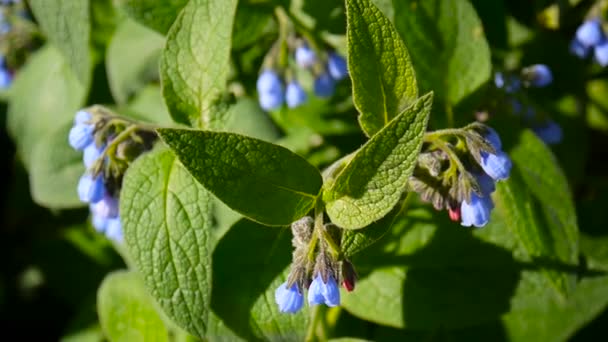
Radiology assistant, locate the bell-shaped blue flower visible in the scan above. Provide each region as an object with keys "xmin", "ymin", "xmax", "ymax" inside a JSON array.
[
  {"xmin": 480, "ymin": 150, "xmax": 512, "ymax": 181},
  {"xmin": 91, "ymin": 213, "xmax": 108, "ymax": 233},
  {"xmin": 75, "ymin": 110, "xmax": 92, "ymax": 125},
  {"xmin": 327, "ymin": 52, "xmax": 348, "ymax": 80},
  {"xmin": 257, "ymin": 70, "xmax": 284, "ymax": 111},
  {"xmin": 524, "ymin": 64, "xmax": 552, "ymax": 87},
  {"xmin": 594, "ymin": 40, "xmax": 608, "ymax": 67},
  {"xmin": 570, "ymin": 39, "xmax": 591, "ymax": 59},
  {"xmin": 461, "ymin": 192, "xmax": 494, "ymax": 228},
  {"xmin": 307, "ymin": 274, "xmax": 340, "ymax": 307},
  {"xmin": 483, "ymin": 126, "xmax": 502, "ymax": 151},
  {"xmin": 105, "ymin": 217, "xmax": 123, "ymax": 242},
  {"xmin": 69, "ymin": 123, "xmax": 94, "ymax": 150},
  {"xmin": 295, "ymin": 44, "xmax": 317, "ymax": 68},
  {"xmin": 77, "ymin": 173, "xmax": 105, "ymax": 203},
  {"xmin": 274, "ymin": 282, "xmax": 304, "ymax": 313},
  {"xmin": 286, "ymin": 81, "xmax": 307, "ymax": 108},
  {"xmin": 533, "ymin": 121, "xmax": 563, "ymax": 145},
  {"xmin": 83, "ymin": 143, "xmax": 104, "ymax": 168},
  {"xmin": 576, "ymin": 19, "xmax": 604, "ymax": 47},
  {"xmin": 90, "ymin": 195, "xmax": 119, "ymax": 219},
  {"xmin": 313, "ymin": 74, "xmax": 335, "ymax": 98},
  {"xmin": 474, "ymin": 171, "xmax": 495, "ymax": 195}
]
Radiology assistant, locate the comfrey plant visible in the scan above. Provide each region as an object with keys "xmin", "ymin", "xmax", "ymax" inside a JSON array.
[{"xmin": 68, "ymin": 107, "xmax": 157, "ymax": 242}]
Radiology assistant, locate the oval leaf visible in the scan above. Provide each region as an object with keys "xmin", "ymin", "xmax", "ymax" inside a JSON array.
[
  {"xmin": 160, "ymin": 0, "xmax": 237, "ymax": 126},
  {"xmin": 347, "ymin": 0, "xmax": 418, "ymax": 136},
  {"xmin": 324, "ymin": 93, "xmax": 432, "ymax": 229},
  {"xmin": 157, "ymin": 129, "xmax": 323, "ymax": 226},
  {"xmin": 121, "ymin": 149, "xmax": 213, "ymax": 338},
  {"xmin": 98, "ymin": 270, "xmax": 169, "ymax": 342},
  {"xmin": 115, "ymin": 0, "xmax": 188, "ymax": 34}
]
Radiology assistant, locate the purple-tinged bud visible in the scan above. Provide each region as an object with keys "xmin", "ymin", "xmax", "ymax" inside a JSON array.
[
  {"xmin": 570, "ymin": 39, "xmax": 591, "ymax": 59},
  {"xmin": 327, "ymin": 52, "xmax": 348, "ymax": 80},
  {"xmin": 313, "ymin": 73, "xmax": 335, "ymax": 98},
  {"xmin": 295, "ymin": 44, "xmax": 317, "ymax": 68},
  {"xmin": 90, "ymin": 195, "xmax": 119, "ymax": 219},
  {"xmin": 285, "ymin": 81, "xmax": 307, "ymax": 108},
  {"xmin": 533, "ymin": 121, "xmax": 563, "ymax": 145},
  {"xmin": 77, "ymin": 173, "xmax": 105, "ymax": 203},
  {"xmin": 576, "ymin": 19, "xmax": 604, "ymax": 48},
  {"xmin": 522, "ymin": 64, "xmax": 553, "ymax": 88},
  {"xmin": 448, "ymin": 206, "xmax": 461, "ymax": 222},
  {"xmin": 341, "ymin": 260, "xmax": 357, "ymax": 292},
  {"xmin": 480, "ymin": 151, "xmax": 512, "ymax": 181},
  {"xmin": 461, "ymin": 193, "xmax": 494, "ymax": 228},
  {"xmin": 594, "ymin": 40, "xmax": 608, "ymax": 67},
  {"xmin": 83, "ymin": 143, "xmax": 104, "ymax": 168},
  {"xmin": 308, "ymin": 274, "xmax": 340, "ymax": 307},
  {"xmin": 69, "ymin": 123, "xmax": 94, "ymax": 150},
  {"xmin": 274, "ymin": 282, "xmax": 304, "ymax": 313},
  {"xmin": 105, "ymin": 218, "xmax": 123, "ymax": 242}
]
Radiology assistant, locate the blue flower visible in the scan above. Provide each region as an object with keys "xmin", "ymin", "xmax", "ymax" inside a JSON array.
[
  {"xmin": 494, "ymin": 72, "xmax": 505, "ymax": 89},
  {"xmin": 90, "ymin": 195, "xmax": 119, "ymax": 219},
  {"xmin": 327, "ymin": 52, "xmax": 348, "ymax": 80},
  {"xmin": 74, "ymin": 110, "xmax": 92, "ymax": 125},
  {"xmin": 570, "ymin": 39, "xmax": 591, "ymax": 58},
  {"xmin": 91, "ymin": 213, "xmax": 108, "ymax": 233},
  {"xmin": 295, "ymin": 44, "xmax": 317, "ymax": 68},
  {"xmin": 313, "ymin": 74, "xmax": 335, "ymax": 97},
  {"xmin": 0, "ymin": 67, "xmax": 11, "ymax": 89},
  {"xmin": 77, "ymin": 173, "xmax": 105, "ymax": 203},
  {"xmin": 575, "ymin": 19, "xmax": 604, "ymax": 48},
  {"xmin": 105, "ymin": 218, "xmax": 123, "ymax": 242},
  {"xmin": 83, "ymin": 143, "xmax": 104, "ymax": 168},
  {"xmin": 257, "ymin": 70, "xmax": 284, "ymax": 111},
  {"xmin": 286, "ymin": 81, "xmax": 307, "ymax": 108},
  {"xmin": 461, "ymin": 192, "xmax": 494, "ymax": 228},
  {"xmin": 483, "ymin": 126, "xmax": 502, "ymax": 151},
  {"xmin": 474, "ymin": 171, "xmax": 496, "ymax": 195},
  {"xmin": 533, "ymin": 120, "xmax": 563, "ymax": 145},
  {"xmin": 307, "ymin": 274, "xmax": 340, "ymax": 307},
  {"xmin": 480, "ymin": 150, "xmax": 512, "ymax": 181},
  {"xmin": 69, "ymin": 123, "xmax": 94, "ymax": 150},
  {"xmin": 594, "ymin": 40, "xmax": 608, "ymax": 67},
  {"xmin": 524, "ymin": 64, "xmax": 552, "ymax": 88},
  {"xmin": 274, "ymin": 282, "xmax": 304, "ymax": 313}
]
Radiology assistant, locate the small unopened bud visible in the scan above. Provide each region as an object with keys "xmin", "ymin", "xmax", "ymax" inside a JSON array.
[
  {"xmin": 341, "ymin": 260, "xmax": 357, "ymax": 292},
  {"xmin": 447, "ymin": 202, "xmax": 461, "ymax": 222},
  {"xmin": 291, "ymin": 216, "xmax": 313, "ymax": 248}
]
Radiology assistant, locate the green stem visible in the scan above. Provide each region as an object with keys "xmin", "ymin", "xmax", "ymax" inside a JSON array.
[
  {"xmin": 305, "ymin": 305, "xmax": 322, "ymax": 342},
  {"xmin": 281, "ymin": 6, "xmax": 324, "ymax": 53},
  {"xmin": 274, "ymin": 6, "xmax": 291, "ymax": 69},
  {"xmin": 446, "ymin": 103, "xmax": 454, "ymax": 128},
  {"xmin": 423, "ymin": 128, "xmax": 465, "ymax": 142}
]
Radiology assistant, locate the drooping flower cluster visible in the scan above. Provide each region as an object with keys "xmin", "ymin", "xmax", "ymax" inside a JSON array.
[
  {"xmin": 409, "ymin": 124, "xmax": 512, "ymax": 228},
  {"xmin": 275, "ymin": 217, "xmax": 356, "ymax": 313},
  {"xmin": 493, "ymin": 65, "xmax": 562, "ymax": 145},
  {"xmin": 570, "ymin": 18, "xmax": 608, "ymax": 66},
  {"xmin": 68, "ymin": 107, "xmax": 156, "ymax": 242},
  {"xmin": 257, "ymin": 38, "xmax": 349, "ymax": 111}
]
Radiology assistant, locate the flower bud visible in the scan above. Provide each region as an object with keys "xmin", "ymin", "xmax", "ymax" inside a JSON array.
[
  {"xmin": 285, "ymin": 81, "xmax": 307, "ymax": 108},
  {"xmin": 327, "ymin": 52, "xmax": 348, "ymax": 80},
  {"xmin": 275, "ymin": 282, "xmax": 304, "ymax": 313},
  {"xmin": 295, "ymin": 44, "xmax": 317, "ymax": 68},
  {"xmin": 575, "ymin": 19, "xmax": 604, "ymax": 48},
  {"xmin": 341, "ymin": 260, "xmax": 357, "ymax": 292},
  {"xmin": 313, "ymin": 73, "xmax": 335, "ymax": 97}
]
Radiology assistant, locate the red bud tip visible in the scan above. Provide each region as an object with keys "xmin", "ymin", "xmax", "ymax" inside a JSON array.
[
  {"xmin": 448, "ymin": 207, "xmax": 461, "ymax": 222},
  {"xmin": 342, "ymin": 279, "xmax": 355, "ymax": 292}
]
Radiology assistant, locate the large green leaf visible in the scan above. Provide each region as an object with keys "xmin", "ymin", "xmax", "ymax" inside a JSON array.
[
  {"xmin": 125, "ymin": 85, "xmax": 173, "ymax": 125},
  {"xmin": 29, "ymin": 123, "xmax": 85, "ymax": 209},
  {"xmin": 7, "ymin": 45, "xmax": 86, "ymax": 169},
  {"xmin": 323, "ymin": 93, "xmax": 432, "ymax": 229},
  {"xmin": 121, "ymin": 149, "xmax": 213, "ymax": 338},
  {"xmin": 346, "ymin": 0, "xmax": 418, "ymax": 136},
  {"xmin": 158, "ymin": 129, "xmax": 323, "ymax": 226},
  {"xmin": 115, "ymin": 0, "xmax": 188, "ymax": 34},
  {"xmin": 29, "ymin": 0, "xmax": 91, "ymax": 86},
  {"xmin": 97, "ymin": 270, "xmax": 169, "ymax": 342},
  {"xmin": 210, "ymin": 219, "xmax": 309, "ymax": 341},
  {"xmin": 160, "ymin": 0, "xmax": 238, "ymax": 126},
  {"xmin": 107, "ymin": 18, "xmax": 164, "ymax": 104},
  {"xmin": 494, "ymin": 130, "xmax": 579, "ymax": 298},
  {"xmin": 393, "ymin": 0, "xmax": 491, "ymax": 106}
]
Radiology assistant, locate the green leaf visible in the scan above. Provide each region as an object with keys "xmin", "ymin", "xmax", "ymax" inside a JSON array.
[
  {"xmin": 210, "ymin": 219, "xmax": 309, "ymax": 341},
  {"xmin": 206, "ymin": 97, "xmax": 279, "ymax": 142},
  {"xmin": 121, "ymin": 148, "xmax": 213, "ymax": 338},
  {"xmin": 115, "ymin": 0, "xmax": 188, "ymax": 34},
  {"xmin": 97, "ymin": 270, "xmax": 169, "ymax": 342},
  {"xmin": 494, "ymin": 130, "xmax": 579, "ymax": 298},
  {"xmin": 29, "ymin": 123, "xmax": 85, "ymax": 209},
  {"xmin": 323, "ymin": 93, "xmax": 432, "ymax": 229},
  {"xmin": 125, "ymin": 85, "xmax": 173, "ymax": 125},
  {"xmin": 107, "ymin": 18, "xmax": 164, "ymax": 104},
  {"xmin": 393, "ymin": 0, "xmax": 491, "ymax": 106},
  {"xmin": 158, "ymin": 129, "xmax": 323, "ymax": 226},
  {"xmin": 7, "ymin": 45, "xmax": 86, "ymax": 169},
  {"xmin": 29, "ymin": 0, "xmax": 92, "ymax": 86},
  {"xmin": 346, "ymin": 0, "xmax": 418, "ymax": 136},
  {"xmin": 160, "ymin": 0, "xmax": 238, "ymax": 126}
]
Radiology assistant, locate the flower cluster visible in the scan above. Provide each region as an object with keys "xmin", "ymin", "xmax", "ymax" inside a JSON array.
[
  {"xmin": 257, "ymin": 38, "xmax": 348, "ymax": 111},
  {"xmin": 274, "ymin": 217, "xmax": 356, "ymax": 313},
  {"xmin": 494, "ymin": 65, "xmax": 562, "ymax": 145},
  {"xmin": 68, "ymin": 107, "xmax": 156, "ymax": 242},
  {"xmin": 570, "ymin": 18, "xmax": 608, "ymax": 66},
  {"xmin": 410, "ymin": 124, "xmax": 512, "ymax": 228}
]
